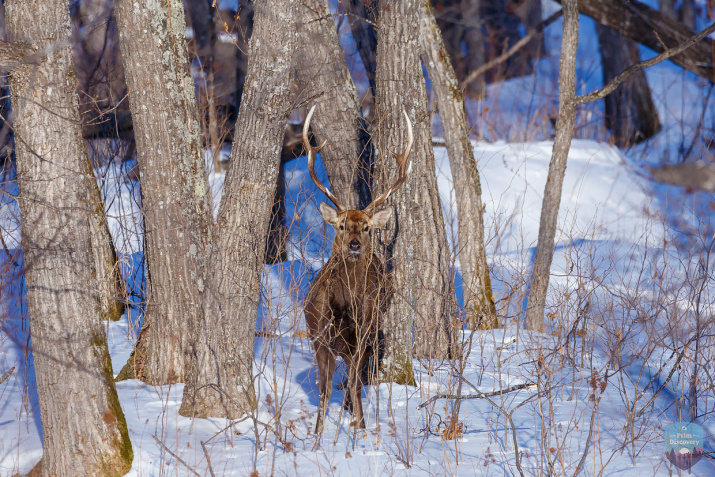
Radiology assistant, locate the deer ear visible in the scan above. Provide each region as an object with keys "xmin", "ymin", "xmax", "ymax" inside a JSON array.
[
  {"xmin": 319, "ymin": 202, "xmax": 340, "ymax": 226},
  {"xmin": 371, "ymin": 208, "xmax": 393, "ymax": 228}
]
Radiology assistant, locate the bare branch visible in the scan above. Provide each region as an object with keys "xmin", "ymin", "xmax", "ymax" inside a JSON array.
[
  {"xmin": 576, "ymin": 21, "xmax": 715, "ymax": 105},
  {"xmin": 151, "ymin": 435, "xmax": 201, "ymax": 476},
  {"xmin": 416, "ymin": 382, "xmax": 536, "ymax": 410}
]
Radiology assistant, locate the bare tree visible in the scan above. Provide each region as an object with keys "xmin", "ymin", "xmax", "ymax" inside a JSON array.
[
  {"xmin": 180, "ymin": 0, "xmax": 297, "ymax": 418},
  {"xmin": 114, "ymin": 0, "xmax": 212, "ymax": 384},
  {"xmin": 525, "ymin": 0, "xmax": 579, "ymax": 332},
  {"xmin": 420, "ymin": 0, "xmax": 497, "ymax": 329},
  {"xmin": 5, "ymin": 0, "xmax": 132, "ymax": 472},
  {"xmin": 376, "ymin": 0, "xmax": 455, "ymax": 365}
]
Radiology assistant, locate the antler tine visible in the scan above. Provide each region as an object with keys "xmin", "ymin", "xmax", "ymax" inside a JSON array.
[
  {"xmin": 363, "ymin": 108, "xmax": 413, "ymax": 215},
  {"xmin": 303, "ymin": 103, "xmax": 345, "ymax": 212}
]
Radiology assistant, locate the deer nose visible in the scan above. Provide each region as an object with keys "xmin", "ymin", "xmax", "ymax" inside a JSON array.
[{"xmin": 349, "ymin": 240, "xmax": 361, "ymax": 251}]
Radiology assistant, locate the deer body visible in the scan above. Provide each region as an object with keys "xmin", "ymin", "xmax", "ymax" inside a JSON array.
[
  {"xmin": 301, "ymin": 104, "xmax": 412, "ymax": 446},
  {"xmin": 305, "ymin": 211, "xmax": 393, "ymax": 437}
]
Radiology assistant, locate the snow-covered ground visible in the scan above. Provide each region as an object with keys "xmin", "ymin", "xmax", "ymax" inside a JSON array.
[{"xmin": 3, "ymin": 5, "xmax": 715, "ymax": 476}]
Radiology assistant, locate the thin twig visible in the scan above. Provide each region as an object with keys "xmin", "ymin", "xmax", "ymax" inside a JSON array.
[
  {"xmin": 416, "ymin": 382, "xmax": 536, "ymax": 410},
  {"xmin": 200, "ymin": 441, "xmax": 216, "ymax": 477},
  {"xmin": 462, "ymin": 10, "xmax": 563, "ymax": 88},
  {"xmin": 151, "ymin": 435, "xmax": 201, "ymax": 476},
  {"xmin": 576, "ymin": 21, "xmax": 715, "ymax": 105},
  {"xmin": 0, "ymin": 366, "xmax": 15, "ymax": 385}
]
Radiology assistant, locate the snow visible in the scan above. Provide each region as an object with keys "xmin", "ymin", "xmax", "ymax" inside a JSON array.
[{"xmin": 3, "ymin": 7, "xmax": 715, "ymax": 476}]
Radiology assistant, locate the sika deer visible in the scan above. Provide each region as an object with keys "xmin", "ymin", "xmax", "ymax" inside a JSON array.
[{"xmin": 302, "ymin": 103, "xmax": 412, "ymax": 445}]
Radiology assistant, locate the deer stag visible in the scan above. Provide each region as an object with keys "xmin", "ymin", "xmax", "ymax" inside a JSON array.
[{"xmin": 303, "ymin": 103, "xmax": 412, "ymax": 445}]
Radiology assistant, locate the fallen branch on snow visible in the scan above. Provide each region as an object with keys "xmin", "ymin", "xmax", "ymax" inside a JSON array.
[{"xmin": 416, "ymin": 382, "xmax": 536, "ymax": 410}]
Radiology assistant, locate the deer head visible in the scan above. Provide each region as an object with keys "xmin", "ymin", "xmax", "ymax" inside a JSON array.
[{"xmin": 303, "ymin": 103, "xmax": 413, "ymax": 261}]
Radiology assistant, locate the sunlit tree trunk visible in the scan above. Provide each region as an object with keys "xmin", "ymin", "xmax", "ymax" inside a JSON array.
[
  {"xmin": 180, "ymin": 0, "xmax": 296, "ymax": 418},
  {"xmin": 376, "ymin": 0, "xmax": 455, "ymax": 367},
  {"xmin": 420, "ymin": 0, "xmax": 497, "ymax": 330},
  {"xmin": 114, "ymin": 0, "xmax": 212, "ymax": 384},
  {"xmin": 6, "ymin": 0, "xmax": 132, "ymax": 473},
  {"xmin": 525, "ymin": 0, "xmax": 579, "ymax": 332}
]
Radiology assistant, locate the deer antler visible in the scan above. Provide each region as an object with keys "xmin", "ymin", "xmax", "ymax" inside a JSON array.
[
  {"xmin": 303, "ymin": 103, "xmax": 346, "ymax": 213},
  {"xmin": 362, "ymin": 109, "xmax": 413, "ymax": 215}
]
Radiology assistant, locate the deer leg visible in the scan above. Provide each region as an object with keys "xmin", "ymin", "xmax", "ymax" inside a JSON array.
[
  {"xmin": 314, "ymin": 346, "xmax": 336, "ymax": 444},
  {"xmin": 349, "ymin": 349, "xmax": 370, "ymax": 430}
]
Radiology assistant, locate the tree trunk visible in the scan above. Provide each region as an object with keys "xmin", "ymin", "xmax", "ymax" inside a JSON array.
[
  {"xmin": 596, "ymin": 24, "xmax": 661, "ymax": 147},
  {"xmin": 343, "ymin": 0, "xmax": 378, "ymax": 98},
  {"xmin": 481, "ymin": 0, "xmax": 532, "ymax": 80},
  {"xmin": 295, "ymin": 0, "xmax": 367, "ymax": 209},
  {"xmin": 525, "ymin": 0, "xmax": 579, "ymax": 332},
  {"xmin": 6, "ymin": 0, "xmax": 132, "ymax": 473},
  {"xmin": 68, "ymin": 0, "xmax": 126, "ymax": 324},
  {"xmin": 554, "ymin": 0, "xmax": 715, "ymax": 83},
  {"xmin": 461, "ymin": 0, "xmax": 486, "ymax": 97},
  {"xmin": 114, "ymin": 0, "xmax": 212, "ymax": 384},
  {"xmin": 420, "ymin": 0, "xmax": 497, "ymax": 330},
  {"xmin": 376, "ymin": 0, "xmax": 455, "ymax": 365},
  {"xmin": 180, "ymin": 0, "xmax": 296, "ymax": 418}
]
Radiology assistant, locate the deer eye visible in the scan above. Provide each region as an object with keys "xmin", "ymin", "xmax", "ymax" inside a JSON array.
[
  {"xmin": 363, "ymin": 225, "xmax": 369, "ymax": 232},
  {"xmin": 339, "ymin": 224, "xmax": 344, "ymax": 231}
]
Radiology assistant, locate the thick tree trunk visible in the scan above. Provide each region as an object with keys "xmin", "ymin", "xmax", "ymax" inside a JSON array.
[
  {"xmin": 420, "ymin": 0, "xmax": 497, "ymax": 330},
  {"xmin": 554, "ymin": 0, "xmax": 715, "ymax": 83},
  {"xmin": 114, "ymin": 0, "xmax": 211, "ymax": 384},
  {"xmin": 376, "ymin": 0, "xmax": 455, "ymax": 364},
  {"xmin": 180, "ymin": 0, "xmax": 296, "ymax": 418},
  {"xmin": 525, "ymin": 0, "xmax": 579, "ymax": 332},
  {"xmin": 596, "ymin": 24, "xmax": 661, "ymax": 147},
  {"xmin": 295, "ymin": 0, "xmax": 367, "ymax": 209},
  {"xmin": 6, "ymin": 0, "xmax": 132, "ymax": 474}
]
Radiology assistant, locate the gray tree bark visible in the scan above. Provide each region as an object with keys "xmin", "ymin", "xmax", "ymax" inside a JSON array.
[
  {"xmin": 5, "ymin": 0, "xmax": 132, "ymax": 473},
  {"xmin": 66, "ymin": 0, "xmax": 127, "ymax": 324},
  {"xmin": 114, "ymin": 0, "xmax": 212, "ymax": 384},
  {"xmin": 180, "ymin": 0, "xmax": 296, "ymax": 418},
  {"xmin": 376, "ymin": 0, "xmax": 454, "ymax": 364},
  {"xmin": 420, "ymin": 0, "xmax": 497, "ymax": 330},
  {"xmin": 596, "ymin": 24, "xmax": 661, "ymax": 147},
  {"xmin": 524, "ymin": 0, "xmax": 579, "ymax": 332},
  {"xmin": 295, "ymin": 0, "xmax": 366, "ymax": 210}
]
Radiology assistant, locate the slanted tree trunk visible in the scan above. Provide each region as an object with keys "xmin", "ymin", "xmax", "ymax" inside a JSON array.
[
  {"xmin": 420, "ymin": 0, "xmax": 497, "ymax": 330},
  {"xmin": 68, "ymin": 0, "xmax": 126, "ymax": 324},
  {"xmin": 6, "ymin": 0, "xmax": 132, "ymax": 473},
  {"xmin": 596, "ymin": 24, "xmax": 660, "ymax": 147},
  {"xmin": 376, "ymin": 0, "xmax": 454, "ymax": 366},
  {"xmin": 180, "ymin": 0, "xmax": 296, "ymax": 418},
  {"xmin": 525, "ymin": 0, "xmax": 579, "ymax": 332},
  {"xmin": 114, "ymin": 0, "xmax": 212, "ymax": 384},
  {"xmin": 295, "ymin": 0, "xmax": 367, "ymax": 209}
]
